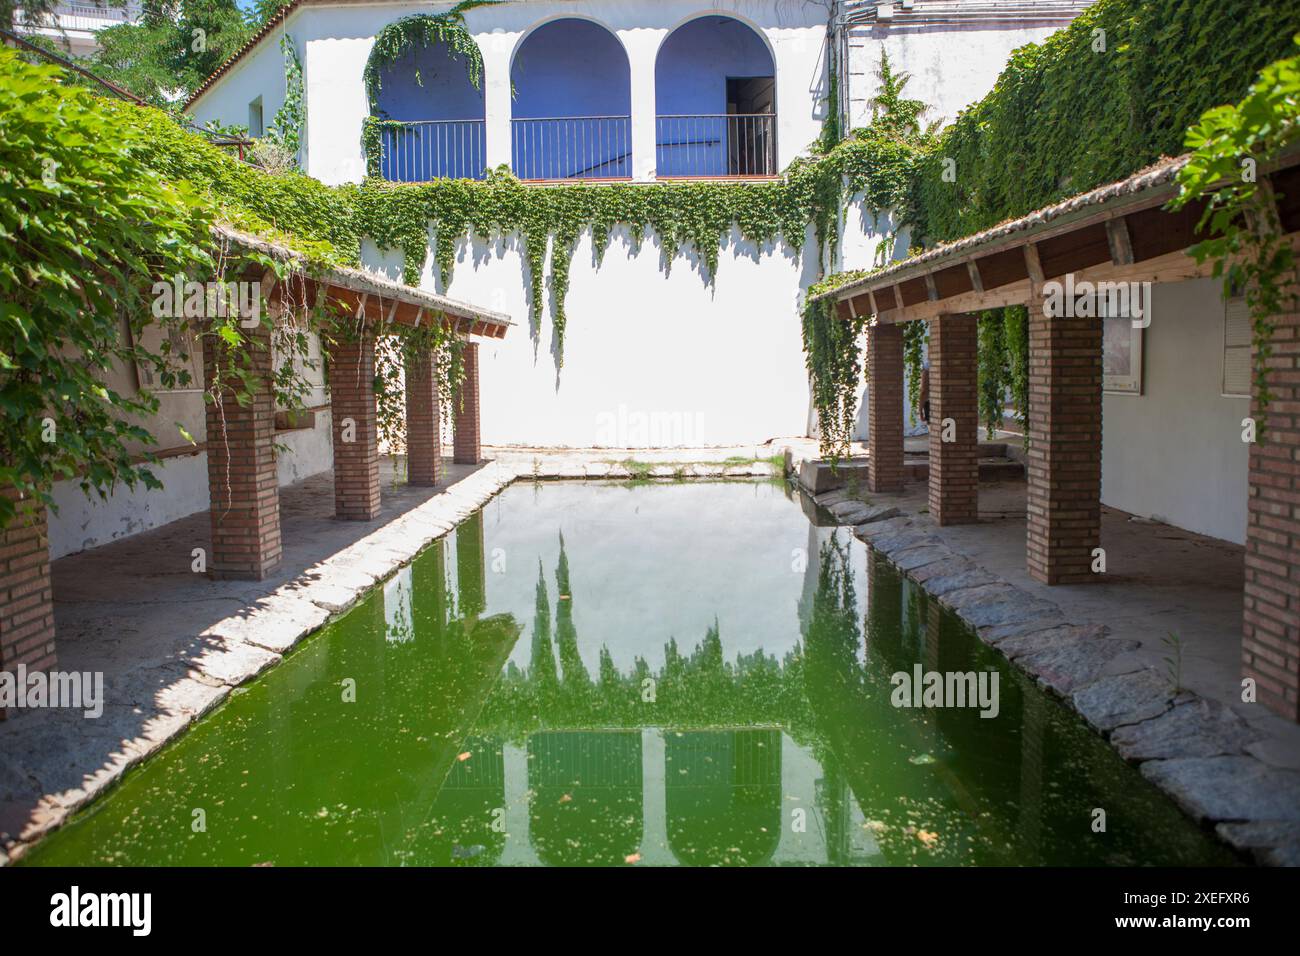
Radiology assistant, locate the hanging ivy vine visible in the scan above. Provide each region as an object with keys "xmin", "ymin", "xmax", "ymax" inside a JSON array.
[
  {"xmin": 363, "ymin": 3, "xmax": 496, "ymax": 114},
  {"xmin": 267, "ymin": 34, "xmax": 305, "ymax": 158},
  {"xmin": 1170, "ymin": 39, "xmax": 1300, "ymax": 430}
]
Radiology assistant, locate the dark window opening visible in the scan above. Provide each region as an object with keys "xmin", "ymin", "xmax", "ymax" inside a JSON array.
[{"xmin": 724, "ymin": 77, "xmax": 775, "ymax": 175}]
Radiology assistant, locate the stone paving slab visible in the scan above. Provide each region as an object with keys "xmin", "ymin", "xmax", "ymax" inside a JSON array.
[
  {"xmin": 889, "ymin": 545, "xmax": 952, "ymax": 572},
  {"xmin": 1216, "ymin": 821, "xmax": 1300, "ymax": 867},
  {"xmin": 1142, "ymin": 757, "xmax": 1300, "ymax": 825},
  {"xmin": 1073, "ymin": 670, "xmax": 1177, "ymax": 732},
  {"xmin": 1019, "ymin": 636, "xmax": 1141, "ymax": 696},
  {"xmin": 1112, "ymin": 698, "xmax": 1261, "ymax": 762}
]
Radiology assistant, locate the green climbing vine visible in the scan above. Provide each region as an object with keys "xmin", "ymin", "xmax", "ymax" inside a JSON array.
[
  {"xmin": 802, "ymin": 272, "xmax": 867, "ymax": 461},
  {"xmin": 363, "ymin": 3, "xmax": 496, "ymax": 114},
  {"xmin": 366, "ymin": 322, "xmax": 466, "ymax": 477},
  {"xmin": 353, "ymin": 168, "xmax": 828, "ymax": 365},
  {"xmin": 267, "ymin": 34, "xmax": 305, "ymax": 158},
  {"xmin": 1170, "ymin": 39, "xmax": 1300, "ymax": 428},
  {"xmin": 799, "ymin": 51, "xmax": 934, "ymax": 456}
]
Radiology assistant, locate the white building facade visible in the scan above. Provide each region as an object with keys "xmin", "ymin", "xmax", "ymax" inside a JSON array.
[
  {"xmin": 181, "ymin": 1, "xmax": 1087, "ymax": 447},
  {"xmin": 40, "ymin": 1, "xmax": 1092, "ymax": 560}
]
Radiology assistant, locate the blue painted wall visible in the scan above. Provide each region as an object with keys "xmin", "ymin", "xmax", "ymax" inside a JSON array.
[
  {"xmin": 510, "ymin": 19, "xmax": 633, "ymax": 179},
  {"xmin": 512, "ymin": 19, "xmax": 631, "ymax": 118},
  {"xmin": 375, "ymin": 38, "xmax": 486, "ymax": 180},
  {"xmin": 655, "ymin": 16, "xmax": 774, "ymax": 177}
]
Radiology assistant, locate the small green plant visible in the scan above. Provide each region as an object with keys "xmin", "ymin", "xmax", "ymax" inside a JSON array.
[{"xmin": 1162, "ymin": 631, "xmax": 1185, "ymax": 694}]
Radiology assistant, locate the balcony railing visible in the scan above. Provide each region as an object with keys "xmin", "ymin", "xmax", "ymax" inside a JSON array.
[
  {"xmin": 655, "ymin": 113, "xmax": 777, "ymax": 178},
  {"xmin": 511, "ymin": 116, "xmax": 632, "ymax": 181},
  {"xmin": 376, "ymin": 119, "xmax": 487, "ymax": 183},
  {"xmin": 16, "ymin": 2, "xmax": 135, "ymax": 32}
]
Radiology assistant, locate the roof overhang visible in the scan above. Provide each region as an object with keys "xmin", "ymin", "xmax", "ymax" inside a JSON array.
[
  {"xmin": 817, "ymin": 147, "xmax": 1300, "ymax": 323},
  {"xmin": 216, "ymin": 224, "xmax": 513, "ymax": 339}
]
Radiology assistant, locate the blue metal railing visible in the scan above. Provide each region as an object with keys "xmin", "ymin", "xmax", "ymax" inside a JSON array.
[
  {"xmin": 511, "ymin": 116, "xmax": 632, "ymax": 180},
  {"xmin": 377, "ymin": 119, "xmax": 487, "ymax": 182},
  {"xmin": 655, "ymin": 113, "xmax": 777, "ymax": 178}
]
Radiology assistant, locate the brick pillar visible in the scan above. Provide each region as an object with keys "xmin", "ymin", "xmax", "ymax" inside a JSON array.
[
  {"xmin": 453, "ymin": 341, "xmax": 481, "ymax": 466},
  {"xmin": 405, "ymin": 347, "xmax": 441, "ymax": 486},
  {"xmin": 928, "ymin": 313, "xmax": 979, "ymax": 525},
  {"xmin": 0, "ymin": 491, "xmax": 56, "ymax": 716},
  {"xmin": 867, "ymin": 322, "xmax": 905, "ymax": 493},
  {"xmin": 1025, "ymin": 296, "xmax": 1101, "ymax": 585},
  {"xmin": 204, "ymin": 322, "xmax": 282, "ymax": 580},
  {"xmin": 1243, "ymin": 306, "xmax": 1300, "ymax": 721},
  {"xmin": 329, "ymin": 333, "xmax": 381, "ymax": 521}
]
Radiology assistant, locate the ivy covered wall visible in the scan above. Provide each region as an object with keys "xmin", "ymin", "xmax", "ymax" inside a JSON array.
[{"xmin": 910, "ymin": 0, "xmax": 1300, "ymax": 246}]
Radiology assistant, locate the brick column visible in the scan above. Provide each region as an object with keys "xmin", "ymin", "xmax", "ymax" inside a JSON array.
[
  {"xmin": 204, "ymin": 322, "xmax": 282, "ymax": 580},
  {"xmin": 867, "ymin": 322, "xmax": 905, "ymax": 493},
  {"xmin": 453, "ymin": 341, "xmax": 481, "ymax": 466},
  {"xmin": 1025, "ymin": 296, "xmax": 1101, "ymax": 585},
  {"xmin": 405, "ymin": 347, "xmax": 441, "ymax": 486},
  {"xmin": 329, "ymin": 333, "xmax": 381, "ymax": 521},
  {"xmin": 928, "ymin": 313, "xmax": 979, "ymax": 525},
  {"xmin": 1243, "ymin": 306, "xmax": 1300, "ymax": 721},
  {"xmin": 0, "ymin": 491, "xmax": 56, "ymax": 716}
]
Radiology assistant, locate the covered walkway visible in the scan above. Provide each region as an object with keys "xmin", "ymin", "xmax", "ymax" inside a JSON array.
[
  {"xmin": 816, "ymin": 148, "xmax": 1300, "ymax": 725},
  {"xmin": 0, "ymin": 225, "xmax": 509, "ymax": 693}
]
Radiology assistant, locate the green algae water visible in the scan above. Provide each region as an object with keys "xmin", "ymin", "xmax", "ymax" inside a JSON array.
[{"xmin": 25, "ymin": 481, "xmax": 1234, "ymax": 866}]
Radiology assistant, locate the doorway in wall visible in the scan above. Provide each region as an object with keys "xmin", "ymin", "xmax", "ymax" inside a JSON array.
[{"xmin": 726, "ymin": 76, "xmax": 775, "ymax": 175}]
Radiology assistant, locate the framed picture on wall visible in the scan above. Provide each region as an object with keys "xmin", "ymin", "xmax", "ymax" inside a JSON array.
[
  {"xmin": 1102, "ymin": 307, "xmax": 1144, "ymax": 394},
  {"xmin": 132, "ymin": 320, "xmax": 204, "ymax": 394}
]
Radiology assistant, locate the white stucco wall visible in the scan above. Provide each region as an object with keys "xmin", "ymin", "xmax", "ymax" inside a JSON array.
[
  {"xmin": 363, "ymin": 220, "xmax": 840, "ymax": 447},
  {"xmin": 188, "ymin": 18, "xmax": 299, "ymax": 139},
  {"xmin": 845, "ymin": 17, "xmax": 1080, "ymax": 132},
  {"xmin": 48, "ymin": 328, "xmax": 335, "ymax": 560},
  {"xmin": 1101, "ymin": 278, "xmax": 1249, "ymax": 546},
  {"xmin": 179, "ymin": 0, "xmax": 1088, "ymax": 452}
]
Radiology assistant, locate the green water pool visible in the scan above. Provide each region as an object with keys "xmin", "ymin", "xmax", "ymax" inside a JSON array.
[{"xmin": 24, "ymin": 480, "xmax": 1235, "ymax": 866}]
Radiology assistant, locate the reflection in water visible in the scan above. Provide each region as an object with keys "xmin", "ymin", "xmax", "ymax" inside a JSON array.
[
  {"xmin": 25, "ymin": 483, "xmax": 1236, "ymax": 867},
  {"xmin": 666, "ymin": 730, "xmax": 782, "ymax": 867},
  {"xmin": 529, "ymin": 731, "xmax": 643, "ymax": 867}
]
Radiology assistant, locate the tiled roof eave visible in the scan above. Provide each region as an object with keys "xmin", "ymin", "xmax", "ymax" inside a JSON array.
[
  {"xmin": 814, "ymin": 154, "xmax": 1192, "ymax": 305},
  {"xmin": 213, "ymin": 223, "xmax": 513, "ymax": 334}
]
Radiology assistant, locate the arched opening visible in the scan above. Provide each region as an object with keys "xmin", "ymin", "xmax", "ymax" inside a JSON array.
[
  {"xmin": 654, "ymin": 16, "xmax": 777, "ymax": 178},
  {"xmin": 510, "ymin": 19, "xmax": 632, "ymax": 180},
  {"xmin": 527, "ymin": 730, "xmax": 644, "ymax": 866},
  {"xmin": 665, "ymin": 730, "xmax": 782, "ymax": 866},
  {"xmin": 371, "ymin": 35, "xmax": 487, "ymax": 181}
]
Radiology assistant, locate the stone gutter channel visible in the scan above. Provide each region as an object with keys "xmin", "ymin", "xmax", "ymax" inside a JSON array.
[
  {"xmin": 799, "ymin": 476, "xmax": 1300, "ymax": 867},
  {"xmin": 1, "ymin": 452, "xmax": 782, "ymax": 864}
]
